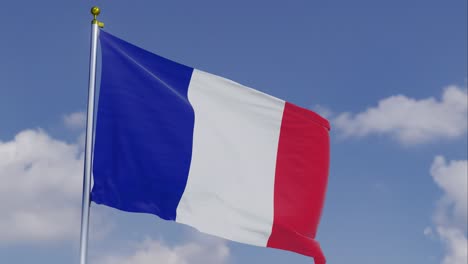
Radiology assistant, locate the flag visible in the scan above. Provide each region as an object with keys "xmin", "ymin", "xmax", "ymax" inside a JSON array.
[{"xmin": 92, "ymin": 30, "xmax": 330, "ymax": 264}]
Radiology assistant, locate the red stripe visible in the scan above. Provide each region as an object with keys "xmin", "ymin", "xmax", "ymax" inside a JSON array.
[{"xmin": 267, "ymin": 102, "xmax": 330, "ymax": 264}]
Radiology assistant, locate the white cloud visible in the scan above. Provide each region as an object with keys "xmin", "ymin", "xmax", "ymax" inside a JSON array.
[
  {"xmin": 95, "ymin": 236, "xmax": 230, "ymax": 264},
  {"xmin": 0, "ymin": 129, "xmax": 84, "ymax": 242},
  {"xmin": 430, "ymin": 156, "xmax": 467, "ymax": 264},
  {"xmin": 437, "ymin": 227, "xmax": 467, "ymax": 264},
  {"xmin": 334, "ymin": 85, "xmax": 467, "ymax": 144},
  {"xmin": 63, "ymin": 111, "xmax": 86, "ymax": 130},
  {"xmin": 431, "ymin": 156, "xmax": 468, "ymax": 226}
]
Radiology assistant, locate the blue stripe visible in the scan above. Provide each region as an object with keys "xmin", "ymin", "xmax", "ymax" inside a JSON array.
[{"xmin": 91, "ymin": 30, "xmax": 195, "ymax": 221}]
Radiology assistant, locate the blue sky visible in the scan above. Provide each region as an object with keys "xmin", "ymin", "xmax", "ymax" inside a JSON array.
[{"xmin": 0, "ymin": 1, "xmax": 466, "ymax": 264}]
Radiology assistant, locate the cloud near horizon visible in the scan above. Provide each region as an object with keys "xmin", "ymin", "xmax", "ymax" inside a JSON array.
[
  {"xmin": 430, "ymin": 156, "xmax": 467, "ymax": 264},
  {"xmin": 0, "ymin": 112, "xmax": 106, "ymax": 244},
  {"xmin": 0, "ymin": 129, "xmax": 84, "ymax": 242},
  {"xmin": 94, "ymin": 236, "xmax": 230, "ymax": 264},
  {"xmin": 333, "ymin": 85, "xmax": 467, "ymax": 144}
]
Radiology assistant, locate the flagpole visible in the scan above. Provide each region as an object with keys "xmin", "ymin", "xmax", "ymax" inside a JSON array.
[{"xmin": 79, "ymin": 6, "xmax": 104, "ymax": 264}]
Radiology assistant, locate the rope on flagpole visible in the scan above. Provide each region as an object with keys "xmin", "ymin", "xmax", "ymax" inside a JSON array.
[{"xmin": 79, "ymin": 6, "xmax": 103, "ymax": 264}]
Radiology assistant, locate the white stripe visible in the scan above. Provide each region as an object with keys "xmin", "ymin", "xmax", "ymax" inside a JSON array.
[{"xmin": 176, "ymin": 69, "xmax": 285, "ymax": 246}]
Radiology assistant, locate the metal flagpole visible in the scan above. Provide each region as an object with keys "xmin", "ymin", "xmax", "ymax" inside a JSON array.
[{"xmin": 79, "ymin": 6, "xmax": 104, "ymax": 264}]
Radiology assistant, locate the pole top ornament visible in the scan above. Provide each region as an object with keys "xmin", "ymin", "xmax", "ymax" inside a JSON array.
[
  {"xmin": 91, "ymin": 6, "xmax": 100, "ymax": 17},
  {"xmin": 91, "ymin": 6, "xmax": 104, "ymax": 28}
]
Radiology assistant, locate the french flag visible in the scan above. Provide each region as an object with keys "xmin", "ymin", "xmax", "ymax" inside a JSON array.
[{"xmin": 92, "ymin": 30, "xmax": 330, "ymax": 264}]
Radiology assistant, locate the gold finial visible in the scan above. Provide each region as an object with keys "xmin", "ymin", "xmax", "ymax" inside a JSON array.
[
  {"xmin": 91, "ymin": 6, "xmax": 104, "ymax": 28},
  {"xmin": 91, "ymin": 6, "xmax": 100, "ymax": 17}
]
